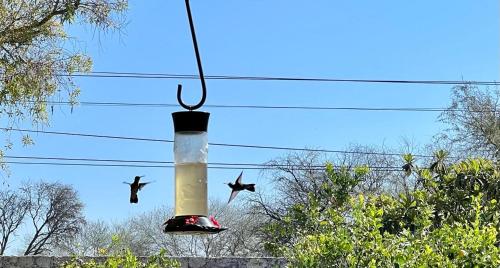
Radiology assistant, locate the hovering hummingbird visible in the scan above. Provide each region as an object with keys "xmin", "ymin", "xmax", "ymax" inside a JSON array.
[
  {"xmin": 123, "ymin": 175, "xmax": 152, "ymax": 204},
  {"xmin": 226, "ymin": 171, "xmax": 255, "ymax": 204}
]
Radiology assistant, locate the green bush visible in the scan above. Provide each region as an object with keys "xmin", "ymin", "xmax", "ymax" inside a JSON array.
[
  {"xmin": 61, "ymin": 236, "xmax": 180, "ymax": 268},
  {"xmin": 264, "ymin": 157, "xmax": 500, "ymax": 267},
  {"xmin": 286, "ymin": 195, "xmax": 499, "ymax": 267}
]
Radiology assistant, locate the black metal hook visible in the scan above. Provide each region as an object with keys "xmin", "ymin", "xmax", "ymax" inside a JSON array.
[{"xmin": 177, "ymin": 0, "xmax": 207, "ymax": 111}]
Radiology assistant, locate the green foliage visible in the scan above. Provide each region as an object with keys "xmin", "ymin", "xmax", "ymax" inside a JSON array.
[
  {"xmin": 264, "ymin": 155, "xmax": 500, "ymax": 267},
  {"xmin": 61, "ymin": 235, "xmax": 180, "ymax": 268},
  {"xmin": 430, "ymin": 150, "xmax": 449, "ymax": 175},
  {"xmin": 402, "ymin": 153, "xmax": 415, "ymax": 177},
  {"xmin": 285, "ymin": 195, "xmax": 500, "ymax": 267},
  {"xmin": 426, "ymin": 159, "xmax": 500, "ymax": 226},
  {"xmin": 263, "ymin": 165, "xmax": 367, "ymax": 255},
  {"xmin": 0, "ymin": 0, "xmax": 126, "ymax": 148}
]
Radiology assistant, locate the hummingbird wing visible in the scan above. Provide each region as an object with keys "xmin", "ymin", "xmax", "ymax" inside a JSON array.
[
  {"xmin": 228, "ymin": 189, "xmax": 240, "ymax": 204},
  {"xmin": 234, "ymin": 171, "xmax": 243, "ymax": 185},
  {"xmin": 123, "ymin": 182, "xmax": 132, "ymax": 186},
  {"xmin": 138, "ymin": 181, "xmax": 154, "ymax": 190}
]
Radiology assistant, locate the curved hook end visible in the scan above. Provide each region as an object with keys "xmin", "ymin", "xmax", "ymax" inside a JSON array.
[
  {"xmin": 177, "ymin": 84, "xmax": 192, "ymax": 111},
  {"xmin": 176, "ymin": 83, "xmax": 206, "ymax": 111}
]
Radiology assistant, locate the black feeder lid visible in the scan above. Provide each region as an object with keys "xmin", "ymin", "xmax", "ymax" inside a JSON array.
[
  {"xmin": 172, "ymin": 111, "xmax": 209, "ymax": 133},
  {"xmin": 163, "ymin": 215, "xmax": 226, "ymax": 234}
]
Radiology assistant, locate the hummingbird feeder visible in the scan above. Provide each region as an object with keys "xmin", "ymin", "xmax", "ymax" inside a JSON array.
[{"xmin": 164, "ymin": 0, "xmax": 225, "ymax": 234}]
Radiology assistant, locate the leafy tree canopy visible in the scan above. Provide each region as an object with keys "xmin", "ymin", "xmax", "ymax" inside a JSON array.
[{"xmin": 0, "ymin": 0, "xmax": 126, "ymax": 129}]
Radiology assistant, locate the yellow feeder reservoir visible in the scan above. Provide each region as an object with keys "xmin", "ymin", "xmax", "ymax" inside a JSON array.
[{"xmin": 164, "ymin": 111, "xmax": 225, "ymax": 234}]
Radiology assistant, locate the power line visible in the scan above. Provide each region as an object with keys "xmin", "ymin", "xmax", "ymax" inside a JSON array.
[
  {"xmin": 2, "ymin": 161, "xmax": 401, "ymax": 171},
  {"xmin": 0, "ymin": 161, "xmax": 401, "ymax": 172},
  {"xmin": 1, "ymin": 161, "xmax": 252, "ymax": 170},
  {"xmin": 4, "ymin": 155, "xmax": 175, "ymax": 164},
  {"xmin": 0, "ymin": 127, "xmax": 433, "ymax": 158},
  {"xmin": 46, "ymin": 101, "xmax": 467, "ymax": 113},
  {"xmin": 1, "ymin": 155, "xmax": 402, "ymax": 170},
  {"xmin": 62, "ymin": 71, "xmax": 499, "ymax": 86},
  {"xmin": 3, "ymin": 128, "xmax": 173, "ymax": 143}
]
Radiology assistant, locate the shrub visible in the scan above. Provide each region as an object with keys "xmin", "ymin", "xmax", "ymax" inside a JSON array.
[
  {"xmin": 62, "ymin": 235, "xmax": 180, "ymax": 268},
  {"xmin": 264, "ymin": 157, "xmax": 500, "ymax": 267}
]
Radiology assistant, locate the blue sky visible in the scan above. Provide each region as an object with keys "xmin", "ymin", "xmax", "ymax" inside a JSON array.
[{"xmin": 2, "ymin": 0, "xmax": 499, "ymax": 251}]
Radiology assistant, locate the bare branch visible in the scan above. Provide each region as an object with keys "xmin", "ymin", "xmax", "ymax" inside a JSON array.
[
  {"xmin": 0, "ymin": 189, "xmax": 28, "ymax": 255},
  {"xmin": 21, "ymin": 181, "xmax": 84, "ymax": 255},
  {"xmin": 438, "ymin": 85, "xmax": 500, "ymax": 159}
]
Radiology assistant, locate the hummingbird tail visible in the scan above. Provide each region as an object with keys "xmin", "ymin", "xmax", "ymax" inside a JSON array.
[
  {"xmin": 130, "ymin": 195, "xmax": 139, "ymax": 203},
  {"xmin": 245, "ymin": 184, "xmax": 256, "ymax": 192}
]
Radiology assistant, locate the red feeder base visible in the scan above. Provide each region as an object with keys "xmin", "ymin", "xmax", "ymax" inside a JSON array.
[{"xmin": 163, "ymin": 215, "xmax": 226, "ymax": 234}]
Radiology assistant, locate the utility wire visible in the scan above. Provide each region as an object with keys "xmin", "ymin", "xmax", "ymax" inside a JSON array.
[
  {"xmin": 1, "ymin": 161, "xmax": 401, "ymax": 172},
  {"xmin": 1, "ymin": 161, "xmax": 255, "ymax": 170},
  {"xmin": 2, "ymin": 161, "xmax": 400, "ymax": 171},
  {"xmin": 0, "ymin": 127, "xmax": 433, "ymax": 158},
  {"xmin": 2, "ymin": 155, "xmax": 403, "ymax": 170},
  {"xmin": 2, "ymin": 128, "xmax": 173, "ymax": 143},
  {"xmin": 45, "ymin": 100, "xmax": 469, "ymax": 113},
  {"xmin": 61, "ymin": 71, "xmax": 499, "ymax": 86},
  {"xmin": 4, "ymin": 155, "xmax": 175, "ymax": 164}
]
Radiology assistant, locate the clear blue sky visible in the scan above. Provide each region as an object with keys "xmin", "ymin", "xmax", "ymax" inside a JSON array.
[{"xmin": 2, "ymin": 0, "xmax": 499, "ymax": 251}]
